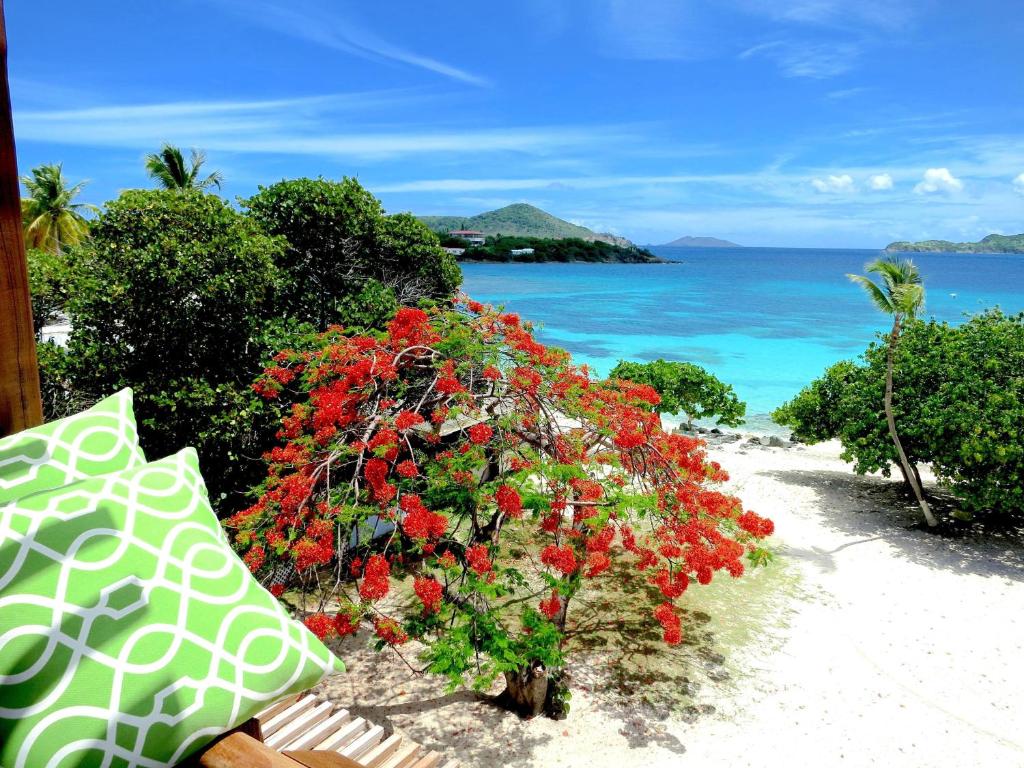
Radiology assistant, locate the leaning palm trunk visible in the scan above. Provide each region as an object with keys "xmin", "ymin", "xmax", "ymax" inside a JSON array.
[{"xmin": 885, "ymin": 317, "xmax": 937, "ymax": 527}]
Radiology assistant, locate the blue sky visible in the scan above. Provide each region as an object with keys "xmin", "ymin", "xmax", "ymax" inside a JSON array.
[{"xmin": 8, "ymin": 0, "xmax": 1024, "ymax": 247}]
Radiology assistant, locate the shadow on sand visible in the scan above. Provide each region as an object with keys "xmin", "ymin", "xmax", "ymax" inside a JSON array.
[{"xmin": 765, "ymin": 468, "xmax": 1024, "ymax": 582}]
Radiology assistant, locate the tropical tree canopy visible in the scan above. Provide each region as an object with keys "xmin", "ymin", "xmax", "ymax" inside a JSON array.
[
  {"xmin": 144, "ymin": 143, "xmax": 224, "ymax": 191},
  {"xmin": 847, "ymin": 257, "xmax": 925, "ymax": 319},
  {"xmin": 20, "ymin": 163, "xmax": 97, "ymax": 254},
  {"xmin": 232, "ymin": 300, "xmax": 774, "ymax": 717},
  {"xmin": 609, "ymin": 359, "xmax": 746, "ymax": 427}
]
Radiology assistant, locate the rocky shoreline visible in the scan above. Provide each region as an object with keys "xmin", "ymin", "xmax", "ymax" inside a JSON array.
[{"xmin": 673, "ymin": 424, "xmax": 800, "ymax": 450}]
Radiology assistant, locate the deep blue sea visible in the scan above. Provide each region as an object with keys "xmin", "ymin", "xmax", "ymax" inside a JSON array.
[{"xmin": 461, "ymin": 247, "xmax": 1024, "ymax": 431}]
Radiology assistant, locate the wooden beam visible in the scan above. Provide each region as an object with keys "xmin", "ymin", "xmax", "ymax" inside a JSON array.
[{"xmin": 0, "ymin": 0, "xmax": 42, "ymax": 437}]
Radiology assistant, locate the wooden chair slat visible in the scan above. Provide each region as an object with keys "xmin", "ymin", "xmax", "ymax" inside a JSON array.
[
  {"xmin": 285, "ymin": 709, "xmax": 352, "ymax": 751},
  {"xmin": 257, "ymin": 694, "xmax": 303, "ymax": 723},
  {"xmin": 315, "ymin": 717, "xmax": 366, "ymax": 751},
  {"xmin": 263, "ymin": 697, "xmax": 319, "ymax": 738},
  {"xmin": 266, "ymin": 701, "xmax": 335, "ymax": 749},
  {"xmin": 339, "ymin": 725, "xmax": 384, "ymax": 759},
  {"xmin": 376, "ymin": 742, "xmax": 420, "ymax": 768},
  {"xmin": 361, "ymin": 734, "xmax": 403, "ymax": 768},
  {"xmin": 408, "ymin": 752, "xmax": 442, "ymax": 768}
]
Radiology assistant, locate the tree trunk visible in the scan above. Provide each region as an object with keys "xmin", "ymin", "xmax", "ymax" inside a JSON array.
[
  {"xmin": 502, "ymin": 661, "xmax": 550, "ymax": 718},
  {"xmin": 885, "ymin": 317, "xmax": 937, "ymax": 527}
]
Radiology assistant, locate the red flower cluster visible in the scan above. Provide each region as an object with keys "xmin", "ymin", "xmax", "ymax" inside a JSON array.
[
  {"xmin": 414, "ymin": 576, "xmax": 444, "ymax": 614},
  {"xmin": 495, "ymin": 485, "xmax": 523, "ymax": 518},
  {"xmin": 359, "ymin": 554, "xmax": 390, "ymax": 601},
  {"xmin": 467, "ymin": 423, "xmax": 494, "ymax": 444},
  {"xmin": 539, "ymin": 590, "xmax": 562, "ymax": 620},
  {"xmin": 304, "ymin": 613, "xmax": 336, "ymax": 641},
  {"xmin": 395, "ymin": 410, "xmax": 425, "ymax": 431},
  {"xmin": 738, "ymin": 511, "xmax": 775, "ymax": 538},
  {"xmin": 373, "ymin": 617, "xmax": 409, "ymax": 645},
  {"xmin": 465, "ymin": 544, "xmax": 492, "ymax": 575},
  {"xmin": 653, "ymin": 602, "xmax": 682, "ymax": 645},
  {"xmin": 400, "ymin": 494, "xmax": 447, "ymax": 542},
  {"xmin": 540, "ymin": 544, "xmax": 578, "ymax": 576}
]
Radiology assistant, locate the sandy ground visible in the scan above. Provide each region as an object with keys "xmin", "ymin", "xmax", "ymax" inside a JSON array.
[{"xmin": 318, "ymin": 439, "xmax": 1024, "ymax": 767}]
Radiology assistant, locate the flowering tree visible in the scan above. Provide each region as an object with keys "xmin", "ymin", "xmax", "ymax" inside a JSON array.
[{"xmin": 229, "ymin": 300, "xmax": 774, "ymax": 717}]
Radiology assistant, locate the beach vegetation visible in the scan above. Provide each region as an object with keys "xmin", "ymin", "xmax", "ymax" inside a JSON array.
[
  {"xmin": 144, "ymin": 143, "xmax": 224, "ymax": 191},
  {"xmin": 774, "ymin": 310, "xmax": 1024, "ymax": 520},
  {"xmin": 609, "ymin": 359, "xmax": 746, "ymax": 427},
  {"xmin": 244, "ymin": 177, "xmax": 461, "ymax": 328},
  {"xmin": 231, "ymin": 301, "xmax": 773, "ymax": 718},
  {"xmin": 20, "ymin": 163, "xmax": 97, "ymax": 255},
  {"xmin": 847, "ymin": 257, "xmax": 936, "ymax": 526},
  {"xmin": 455, "ymin": 234, "xmax": 662, "ymax": 264}
]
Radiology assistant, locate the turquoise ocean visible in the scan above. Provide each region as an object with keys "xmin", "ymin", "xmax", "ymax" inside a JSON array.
[{"xmin": 461, "ymin": 247, "xmax": 1024, "ymax": 432}]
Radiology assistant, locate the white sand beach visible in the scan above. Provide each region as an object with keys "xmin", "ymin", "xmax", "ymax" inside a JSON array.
[{"xmin": 319, "ymin": 439, "xmax": 1024, "ymax": 768}]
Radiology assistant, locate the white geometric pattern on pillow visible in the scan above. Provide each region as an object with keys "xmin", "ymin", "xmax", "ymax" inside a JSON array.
[
  {"xmin": 0, "ymin": 449, "xmax": 343, "ymax": 768},
  {"xmin": 0, "ymin": 388, "xmax": 146, "ymax": 505}
]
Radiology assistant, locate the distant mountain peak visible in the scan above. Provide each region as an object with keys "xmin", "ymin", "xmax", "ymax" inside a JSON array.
[
  {"xmin": 662, "ymin": 236, "xmax": 741, "ymax": 248},
  {"xmin": 418, "ymin": 204, "xmax": 632, "ymax": 246}
]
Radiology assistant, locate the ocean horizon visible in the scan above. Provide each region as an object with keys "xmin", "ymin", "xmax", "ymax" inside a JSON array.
[{"xmin": 461, "ymin": 246, "xmax": 1024, "ymax": 433}]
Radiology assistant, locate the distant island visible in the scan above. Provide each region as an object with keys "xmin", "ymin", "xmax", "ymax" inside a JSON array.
[
  {"xmin": 661, "ymin": 236, "xmax": 741, "ymax": 248},
  {"xmin": 419, "ymin": 203, "xmax": 633, "ymax": 247},
  {"xmin": 443, "ymin": 234, "xmax": 664, "ymax": 264},
  {"xmin": 885, "ymin": 232, "xmax": 1024, "ymax": 254}
]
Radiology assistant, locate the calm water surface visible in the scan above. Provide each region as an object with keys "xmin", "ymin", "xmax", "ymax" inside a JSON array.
[{"xmin": 461, "ymin": 247, "xmax": 1024, "ymax": 426}]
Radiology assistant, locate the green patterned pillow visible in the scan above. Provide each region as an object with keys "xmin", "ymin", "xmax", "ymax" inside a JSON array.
[
  {"xmin": 0, "ymin": 449, "xmax": 343, "ymax": 767},
  {"xmin": 0, "ymin": 389, "xmax": 146, "ymax": 505}
]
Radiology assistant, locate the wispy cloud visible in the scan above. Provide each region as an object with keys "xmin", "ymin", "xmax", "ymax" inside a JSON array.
[
  {"xmin": 211, "ymin": 0, "xmax": 489, "ymax": 87},
  {"xmin": 15, "ymin": 96, "xmax": 633, "ymax": 160},
  {"xmin": 1014, "ymin": 172, "xmax": 1024, "ymax": 195},
  {"xmin": 740, "ymin": 39, "xmax": 860, "ymax": 78}
]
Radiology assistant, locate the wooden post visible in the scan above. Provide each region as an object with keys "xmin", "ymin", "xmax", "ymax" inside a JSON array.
[{"xmin": 0, "ymin": 0, "xmax": 42, "ymax": 437}]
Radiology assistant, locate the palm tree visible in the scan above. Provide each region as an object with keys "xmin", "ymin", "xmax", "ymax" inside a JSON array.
[
  {"xmin": 144, "ymin": 144, "xmax": 223, "ymax": 191},
  {"xmin": 20, "ymin": 163, "xmax": 98, "ymax": 255},
  {"xmin": 848, "ymin": 257, "xmax": 937, "ymax": 527}
]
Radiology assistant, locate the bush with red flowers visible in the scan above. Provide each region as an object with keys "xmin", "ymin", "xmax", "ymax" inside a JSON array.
[{"xmin": 229, "ymin": 299, "xmax": 773, "ymax": 717}]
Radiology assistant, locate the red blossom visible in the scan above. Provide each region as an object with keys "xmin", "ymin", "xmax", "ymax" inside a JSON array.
[
  {"xmin": 395, "ymin": 410, "xmax": 425, "ymax": 431},
  {"xmin": 304, "ymin": 613, "xmax": 336, "ymax": 641},
  {"xmin": 539, "ymin": 590, "xmax": 562, "ymax": 620},
  {"xmin": 540, "ymin": 544, "xmax": 578, "ymax": 576},
  {"xmin": 396, "ymin": 460, "xmax": 419, "ymax": 478},
  {"xmin": 373, "ymin": 617, "xmax": 409, "ymax": 645},
  {"xmin": 495, "ymin": 485, "xmax": 523, "ymax": 518},
  {"xmin": 359, "ymin": 554, "xmax": 390, "ymax": 601},
  {"xmin": 466, "ymin": 544, "xmax": 492, "ymax": 575},
  {"xmin": 414, "ymin": 577, "xmax": 444, "ymax": 614},
  {"xmin": 467, "ymin": 423, "xmax": 494, "ymax": 444}
]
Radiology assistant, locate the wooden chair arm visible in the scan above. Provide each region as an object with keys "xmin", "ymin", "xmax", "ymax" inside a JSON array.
[{"xmin": 196, "ymin": 733, "xmax": 363, "ymax": 768}]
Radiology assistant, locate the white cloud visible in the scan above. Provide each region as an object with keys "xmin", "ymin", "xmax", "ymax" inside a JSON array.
[
  {"xmin": 868, "ymin": 173, "xmax": 893, "ymax": 190},
  {"xmin": 913, "ymin": 167, "xmax": 963, "ymax": 194},
  {"xmin": 211, "ymin": 0, "xmax": 489, "ymax": 87},
  {"xmin": 811, "ymin": 173, "xmax": 855, "ymax": 192},
  {"xmin": 740, "ymin": 40, "xmax": 860, "ymax": 79},
  {"xmin": 15, "ymin": 97, "xmax": 632, "ymax": 159},
  {"xmin": 1013, "ymin": 172, "xmax": 1024, "ymax": 195}
]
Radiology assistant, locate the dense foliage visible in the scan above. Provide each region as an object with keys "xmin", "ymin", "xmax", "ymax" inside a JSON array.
[
  {"xmin": 244, "ymin": 178, "xmax": 461, "ymax": 328},
  {"xmin": 609, "ymin": 359, "xmax": 746, "ymax": 427},
  {"xmin": 40, "ymin": 190, "xmax": 290, "ymax": 507},
  {"xmin": 452, "ymin": 235, "xmax": 661, "ymax": 264},
  {"xmin": 230, "ymin": 300, "xmax": 773, "ymax": 716},
  {"xmin": 773, "ymin": 310, "xmax": 1024, "ymax": 518}
]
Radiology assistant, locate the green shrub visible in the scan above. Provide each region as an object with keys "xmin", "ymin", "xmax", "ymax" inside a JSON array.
[
  {"xmin": 774, "ymin": 310, "xmax": 1024, "ymax": 518},
  {"xmin": 608, "ymin": 359, "xmax": 746, "ymax": 427},
  {"xmin": 44, "ymin": 189, "xmax": 291, "ymax": 509},
  {"xmin": 243, "ymin": 178, "xmax": 461, "ymax": 327}
]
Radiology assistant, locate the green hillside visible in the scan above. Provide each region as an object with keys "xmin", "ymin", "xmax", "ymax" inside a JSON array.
[
  {"xmin": 419, "ymin": 203, "xmax": 632, "ymax": 246},
  {"xmin": 885, "ymin": 233, "xmax": 1024, "ymax": 254}
]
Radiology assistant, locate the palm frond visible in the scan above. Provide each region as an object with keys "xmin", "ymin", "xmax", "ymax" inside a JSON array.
[{"xmin": 847, "ymin": 273, "xmax": 894, "ymax": 314}]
